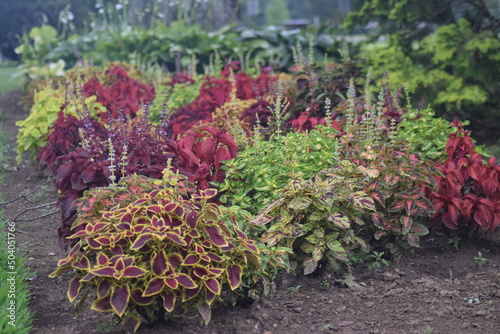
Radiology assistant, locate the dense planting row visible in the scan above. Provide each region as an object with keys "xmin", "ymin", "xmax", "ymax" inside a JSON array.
[{"xmin": 16, "ymin": 59, "xmax": 500, "ymax": 332}]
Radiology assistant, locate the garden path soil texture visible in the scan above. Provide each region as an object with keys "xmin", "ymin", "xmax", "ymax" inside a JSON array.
[{"xmin": 1, "ymin": 90, "xmax": 500, "ymax": 334}]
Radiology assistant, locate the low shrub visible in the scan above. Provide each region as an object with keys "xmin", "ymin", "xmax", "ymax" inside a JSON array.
[
  {"xmin": 426, "ymin": 121, "xmax": 500, "ymax": 234},
  {"xmin": 50, "ymin": 171, "xmax": 261, "ymax": 333}
]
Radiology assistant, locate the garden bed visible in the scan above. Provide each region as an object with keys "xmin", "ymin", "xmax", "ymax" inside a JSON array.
[{"xmin": 2, "ymin": 90, "xmax": 500, "ymax": 334}]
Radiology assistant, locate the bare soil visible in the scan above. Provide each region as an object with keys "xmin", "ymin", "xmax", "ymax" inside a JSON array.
[{"xmin": 1, "ymin": 90, "xmax": 500, "ymax": 334}]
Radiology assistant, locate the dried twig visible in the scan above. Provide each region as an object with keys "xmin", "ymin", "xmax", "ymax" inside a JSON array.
[
  {"xmin": 0, "ymin": 177, "xmax": 55, "ymax": 206},
  {"xmin": 8, "ymin": 201, "xmax": 58, "ymax": 223}
]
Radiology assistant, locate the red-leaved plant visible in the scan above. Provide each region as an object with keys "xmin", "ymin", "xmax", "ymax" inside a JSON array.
[
  {"xmin": 167, "ymin": 62, "xmax": 277, "ymax": 139},
  {"xmin": 427, "ymin": 121, "xmax": 500, "ymax": 234},
  {"xmin": 49, "ymin": 171, "xmax": 260, "ymax": 333},
  {"xmin": 82, "ymin": 66, "xmax": 155, "ymax": 122}
]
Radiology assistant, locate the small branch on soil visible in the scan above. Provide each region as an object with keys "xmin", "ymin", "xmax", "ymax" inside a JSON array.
[
  {"xmin": 16, "ymin": 209, "xmax": 60, "ymax": 222},
  {"xmin": 0, "ymin": 177, "xmax": 55, "ymax": 206},
  {"xmin": 8, "ymin": 201, "xmax": 58, "ymax": 224}
]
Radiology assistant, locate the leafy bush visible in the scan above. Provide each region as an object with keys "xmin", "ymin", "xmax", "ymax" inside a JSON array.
[
  {"xmin": 49, "ymin": 171, "xmax": 260, "ymax": 333},
  {"xmin": 251, "ymin": 164, "xmax": 375, "ymax": 275},
  {"xmin": 82, "ymin": 66, "xmax": 155, "ymax": 121},
  {"xmin": 395, "ymin": 107, "xmax": 452, "ymax": 162},
  {"xmin": 220, "ymin": 124, "xmax": 341, "ymax": 216},
  {"xmin": 15, "ymin": 88, "xmax": 104, "ymax": 164},
  {"xmin": 426, "ymin": 121, "xmax": 500, "ymax": 234},
  {"xmin": 166, "ymin": 62, "xmax": 277, "ymax": 140}
]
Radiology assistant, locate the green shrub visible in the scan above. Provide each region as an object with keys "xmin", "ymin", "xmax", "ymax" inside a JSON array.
[
  {"xmin": 251, "ymin": 162, "xmax": 375, "ymax": 275},
  {"xmin": 395, "ymin": 107, "xmax": 452, "ymax": 162},
  {"xmin": 219, "ymin": 124, "xmax": 341, "ymax": 216},
  {"xmin": 0, "ymin": 217, "xmax": 34, "ymax": 333}
]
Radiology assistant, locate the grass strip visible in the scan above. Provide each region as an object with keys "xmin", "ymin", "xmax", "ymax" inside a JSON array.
[{"xmin": 0, "ymin": 111, "xmax": 34, "ymax": 333}]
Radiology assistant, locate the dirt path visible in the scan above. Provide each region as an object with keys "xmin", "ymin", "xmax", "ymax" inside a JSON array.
[{"xmin": 1, "ymin": 90, "xmax": 500, "ymax": 334}]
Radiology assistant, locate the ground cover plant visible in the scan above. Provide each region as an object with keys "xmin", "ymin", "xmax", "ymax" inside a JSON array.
[
  {"xmin": 0, "ymin": 128, "xmax": 33, "ymax": 334},
  {"xmin": 8, "ymin": 50, "xmax": 500, "ymax": 334}
]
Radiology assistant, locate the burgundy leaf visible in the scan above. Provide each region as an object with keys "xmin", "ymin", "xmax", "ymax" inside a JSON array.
[
  {"xmin": 111, "ymin": 284, "xmax": 130, "ymax": 317},
  {"xmin": 161, "ymin": 291, "xmax": 176, "ymax": 312},
  {"xmin": 67, "ymin": 277, "xmax": 82, "ymax": 302},
  {"xmin": 143, "ymin": 278, "xmax": 165, "ymax": 297},
  {"xmin": 204, "ymin": 226, "xmax": 228, "ymax": 247},
  {"xmin": 226, "ymin": 264, "xmax": 242, "ymax": 290}
]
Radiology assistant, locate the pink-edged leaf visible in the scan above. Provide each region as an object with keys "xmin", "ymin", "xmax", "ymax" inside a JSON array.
[
  {"xmin": 67, "ymin": 277, "xmax": 82, "ymax": 302},
  {"xmin": 161, "ymin": 291, "xmax": 176, "ymax": 312},
  {"xmin": 412, "ymin": 223, "xmax": 429, "ymax": 236},
  {"xmin": 400, "ymin": 216, "xmax": 413, "ymax": 235},
  {"xmin": 143, "ymin": 278, "xmax": 165, "ymax": 297},
  {"xmin": 131, "ymin": 288, "xmax": 154, "ymax": 306},
  {"xmin": 111, "ymin": 284, "xmax": 130, "ymax": 317},
  {"xmin": 371, "ymin": 212, "xmax": 386, "ymax": 229},
  {"xmin": 407, "ymin": 233, "xmax": 420, "ymax": 247},
  {"xmin": 226, "ymin": 264, "xmax": 242, "ymax": 290},
  {"xmin": 176, "ymin": 273, "xmax": 197, "ymax": 289},
  {"xmin": 123, "ymin": 266, "xmax": 147, "ymax": 278},
  {"xmin": 152, "ymin": 250, "xmax": 169, "ymax": 276},
  {"xmin": 204, "ymin": 226, "xmax": 228, "ymax": 247},
  {"xmin": 130, "ymin": 233, "xmax": 153, "ymax": 250}
]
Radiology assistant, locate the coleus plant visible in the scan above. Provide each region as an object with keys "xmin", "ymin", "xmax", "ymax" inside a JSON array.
[
  {"xmin": 426, "ymin": 121, "xmax": 500, "ymax": 234},
  {"xmin": 82, "ymin": 65, "xmax": 155, "ymax": 122},
  {"xmin": 167, "ymin": 61, "xmax": 277, "ymax": 139},
  {"xmin": 42, "ymin": 99, "xmax": 237, "ymax": 247},
  {"xmin": 251, "ymin": 164, "xmax": 376, "ymax": 275},
  {"xmin": 336, "ymin": 80, "xmax": 440, "ymax": 251},
  {"xmin": 49, "ymin": 171, "xmax": 260, "ymax": 334}
]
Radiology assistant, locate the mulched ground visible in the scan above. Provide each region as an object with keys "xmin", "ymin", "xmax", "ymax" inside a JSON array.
[{"xmin": 1, "ymin": 90, "xmax": 500, "ymax": 334}]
